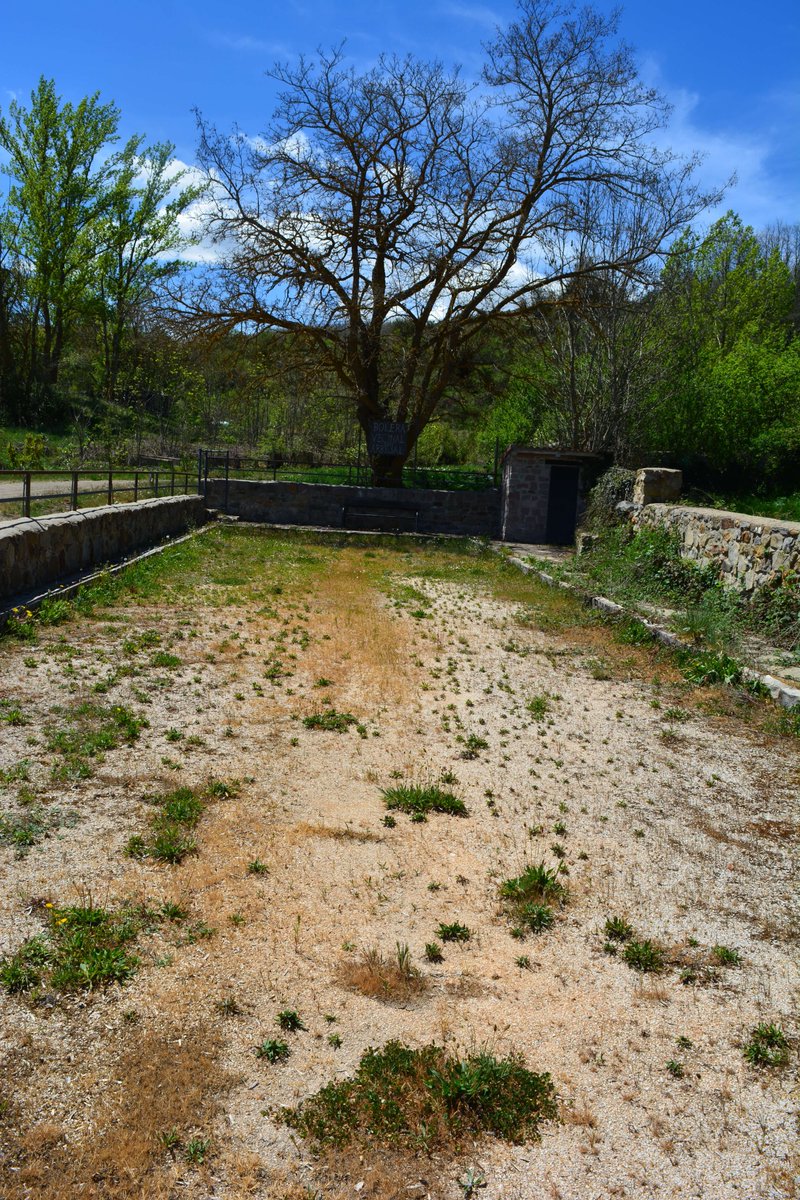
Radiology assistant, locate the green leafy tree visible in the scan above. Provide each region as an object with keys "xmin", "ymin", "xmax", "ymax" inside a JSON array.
[
  {"xmin": 95, "ymin": 139, "xmax": 200, "ymax": 404},
  {"xmin": 0, "ymin": 78, "xmax": 120, "ymax": 415},
  {"xmin": 647, "ymin": 211, "xmax": 797, "ymax": 479}
]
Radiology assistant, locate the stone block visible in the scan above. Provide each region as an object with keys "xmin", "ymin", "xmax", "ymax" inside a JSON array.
[{"xmin": 633, "ymin": 467, "xmax": 682, "ymax": 506}]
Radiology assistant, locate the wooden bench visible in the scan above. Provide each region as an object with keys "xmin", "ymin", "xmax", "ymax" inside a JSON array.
[{"xmin": 342, "ymin": 499, "xmax": 420, "ymax": 533}]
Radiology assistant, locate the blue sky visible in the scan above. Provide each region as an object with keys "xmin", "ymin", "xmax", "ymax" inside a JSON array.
[{"xmin": 1, "ymin": 0, "xmax": 798, "ymax": 231}]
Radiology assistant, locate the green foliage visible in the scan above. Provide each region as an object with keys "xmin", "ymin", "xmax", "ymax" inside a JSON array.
[
  {"xmin": 381, "ymin": 784, "xmax": 468, "ymax": 819},
  {"xmin": 712, "ymin": 944, "xmax": 741, "ymax": 966},
  {"xmin": 0, "ymin": 78, "xmax": 198, "ymax": 427},
  {"xmin": 256, "ymin": 1039, "xmax": 290, "ymax": 1063},
  {"xmin": 500, "ymin": 862, "xmax": 566, "ymax": 938},
  {"xmin": 47, "ymin": 702, "xmax": 148, "ymax": 779},
  {"xmin": 621, "ymin": 939, "xmax": 665, "ymax": 973},
  {"xmin": 281, "ymin": 1040, "xmax": 558, "ymax": 1149},
  {"xmin": 276, "ymin": 1009, "xmax": 306, "ymax": 1032},
  {"xmin": 647, "ymin": 212, "xmax": 799, "ymax": 483},
  {"xmin": 0, "ymin": 902, "xmax": 144, "ymax": 994},
  {"xmin": 459, "ymin": 733, "xmax": 488, "ymax": 758},
  {"xmin": 436, "ymin": 922, "xmax": 471, "ymax": 943},
  {"xmin": 500, "ymin": 862, "xmax": 567, "ymax": 907},
  {"xmin": 526, "ymin": 694, "xmax": 551, "ymax": 721},
  {"xmin": 743, "ymin": 1023, "xmax": 789, "ymax": 1068},
  {"xmin": 302, "ymin": 709, "xmax": 358, "ymax": 733},
  {"xmin": 583, "ymin": 467, "xmax": 636, "ymax": 529},
  {"xmin": 124, "ymin": 783, "xmax": 223, "ymax": 864},
  {"xmin": 604, "ymin": 916, "xmax": 634, "ymax": 943}
]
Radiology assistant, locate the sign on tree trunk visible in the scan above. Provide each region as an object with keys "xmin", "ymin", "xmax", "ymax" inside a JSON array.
[{"xmin": 369, "ymin": 421, "xmax": 407, "ymax": 457}]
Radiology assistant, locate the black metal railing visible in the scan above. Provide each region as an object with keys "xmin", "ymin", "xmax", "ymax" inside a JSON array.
[
  {"xmin": 200, "ymin": 453, "xmax": 497, "ymax": 493},
  {"xmin": 0, "ymin": 466, "xmax": 197, "ymax": 520}
]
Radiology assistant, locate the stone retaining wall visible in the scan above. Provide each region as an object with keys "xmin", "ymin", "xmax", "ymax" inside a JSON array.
[
  {"xmin": 0, "ymin": 495, "xmax": 206, "ymax": 603},
  {"xmin": 634, "ymin": 503, "xmax": 800, "ymax": 594},
  {"xmin": 205, "ymin": 479, "xmax": 500, "ymax": 538}
]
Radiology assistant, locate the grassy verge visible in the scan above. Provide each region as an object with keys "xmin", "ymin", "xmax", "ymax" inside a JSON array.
[{"xmin": 563, "ymin": 525, "xmax": 800, "ymax": 657}]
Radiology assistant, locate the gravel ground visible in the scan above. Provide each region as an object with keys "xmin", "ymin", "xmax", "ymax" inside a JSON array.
[{"xmin": 0, "ymin": 528, "xmax": 796, "ymax": 1199}]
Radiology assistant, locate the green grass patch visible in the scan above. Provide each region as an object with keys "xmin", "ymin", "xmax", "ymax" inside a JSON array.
[
  {"xmin": 124, "ymin": 780, "xmax": 236, "ymax": 864},
  {"xmin": 303, "ymin": 709, "xmax": 358, "ymax": 733},
  {"xmin": 499, "ymin": 862, "xmax": 566, "ymax": 938},
  {"xmin": 281, "ymin": 1040, "xmax": 557, "ymax": 1149},
  {"xmin": 46, "ymin": 702, "xmax": 148, "ymax": 780},
  {"xmin": 381, "ymin": 784, "xmax": 467, "ymax": 820},
  {"xmin": 0, "ymin": 901, "xmax": 150, "ymax": 994}
]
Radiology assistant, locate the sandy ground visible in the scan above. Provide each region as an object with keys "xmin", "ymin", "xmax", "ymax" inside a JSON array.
[{"xmin": 0, "ymin": 528, "xmax": 796, "ymax": 1199}]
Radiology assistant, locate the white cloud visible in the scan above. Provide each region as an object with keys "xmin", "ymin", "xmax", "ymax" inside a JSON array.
[
  {"xmin": 209, "ymin": 31, "xmax": 289, "ymax": 56},
  {"xmin": 640, "ymin": 58, "xmax": 800, "ymax": 230},
  {"xmin": 438, "ymin": 2, "xmax": 503, "ymax": 29}
]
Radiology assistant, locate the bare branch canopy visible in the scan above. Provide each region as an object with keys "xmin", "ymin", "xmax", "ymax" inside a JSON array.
[{"xmin": 182, "ymin": 0, "xmax": 721, "ymax": 483}]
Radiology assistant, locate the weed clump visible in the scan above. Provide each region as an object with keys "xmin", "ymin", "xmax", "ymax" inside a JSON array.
[
  {"xmin": 125, "ymin": 779, "xmax": 238, "ymax": 865},
  {"xmin": 281, "ymin": 1040, "xmax": 557, "ymax": 1149},
  {"xmin": 277, "ymin": 1009, "xmax": 306, "ymax": 1032},
  {"xmin": 256, "ymin": 1039, "xmax": 290, "ymax": 1063},
  {"xmin": 743, "ymin": 1024, "xmax": 789, "ymax": 1068},
  {"xmin": 381, "ymin": 784, "xmax": 467, "ymax": 820},
  {"xmin": 436, "ymin": 922, "xmax": 471, "ymax": 943},
  {"xmin": 0, "ymin": 901, "xmax": 149, "ymax": 993},
  {"xmin": 303, "ymin": 709, "xmax": 358, "ymax": 733},
  {"xmin": 338, "ymin": 944, "xmax": 427, "ymax": 1003},
  {"xmin": 47, "ymin": 702, "xmax": 148, "ymax": 780},
  {"xmin": 622, "ymin": 939, "xmax": 665, "ymax": 974},
  {"xmin": 499, "ymin": 862, "xmax": 566, "ymax": 937},
  {"xmin": 604, "ymin": 916, "xmax": 634, "ymax": 944}
]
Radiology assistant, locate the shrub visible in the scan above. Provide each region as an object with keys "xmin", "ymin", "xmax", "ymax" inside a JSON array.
[
  {"xmin": 281, "ymin": 1041, "xmax": 558, "ymax": 1149},
  {"xmin": 583, "ymin": 467, "xmax": 635, "ymax": 529}
]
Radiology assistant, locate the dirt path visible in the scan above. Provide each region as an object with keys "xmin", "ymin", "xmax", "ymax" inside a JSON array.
[{"xmin": 0, "ymin": 529, "xmax": 796, "ymax": 1199}]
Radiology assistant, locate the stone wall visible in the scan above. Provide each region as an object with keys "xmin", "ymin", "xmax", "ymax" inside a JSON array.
[
  {"xmin": 205, "ymin": 479, "xmax": 500, "ymax": 538},
  {"xmin": 0, "ymin": 495, "xmax": 206, "ymax": 603},
  {"xmin": 634, "ymin": 504, "xmax": 800, "ymax": 594}
]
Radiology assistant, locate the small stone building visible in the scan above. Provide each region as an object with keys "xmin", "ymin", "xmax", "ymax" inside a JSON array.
[{"xmin": 500, "ymin": 446, "xmax": 604, "ymax": 545}]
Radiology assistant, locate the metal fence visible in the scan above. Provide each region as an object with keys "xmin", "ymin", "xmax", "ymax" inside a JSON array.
[
  {"xmin": 0, "ymin": 465, "xmax": 197, "ymax": 520},
  {"xmin": 200, "ymin": 452, "xmax": 497, "ymax": 493}
]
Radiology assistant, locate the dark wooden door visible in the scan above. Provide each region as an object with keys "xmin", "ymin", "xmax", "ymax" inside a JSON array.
[{"xmin": 545, "ymin": 464, "xmax": 580, "ymax": 544}]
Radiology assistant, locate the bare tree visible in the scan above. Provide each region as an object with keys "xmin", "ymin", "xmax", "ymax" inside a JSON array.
[{"xmin": 185, "ymin": 0, "xmax": 719, "ymax": 484}]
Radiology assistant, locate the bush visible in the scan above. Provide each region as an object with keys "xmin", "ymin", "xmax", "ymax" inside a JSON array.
[
  {"xmin": 281, "ymin": 1040, "xmax": 558, "ymax": 1149},
  {"xmin": 583, "ymin": 467, "xmax": 636, "ymax": 529}
]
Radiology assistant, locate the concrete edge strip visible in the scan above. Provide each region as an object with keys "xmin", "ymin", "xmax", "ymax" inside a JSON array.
[
  {"xmin": 0, "ymin": 522, "xmax": 215, "ymax": 627},
  {"xmin": 505, "ymin": 554, "xmax": 800, "ymax": 712}
]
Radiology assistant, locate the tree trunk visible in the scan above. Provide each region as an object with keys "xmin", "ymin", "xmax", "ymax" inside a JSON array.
[{"xmin": 369, "ymin": 453, "xmax": 406, "ymax": 487}]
